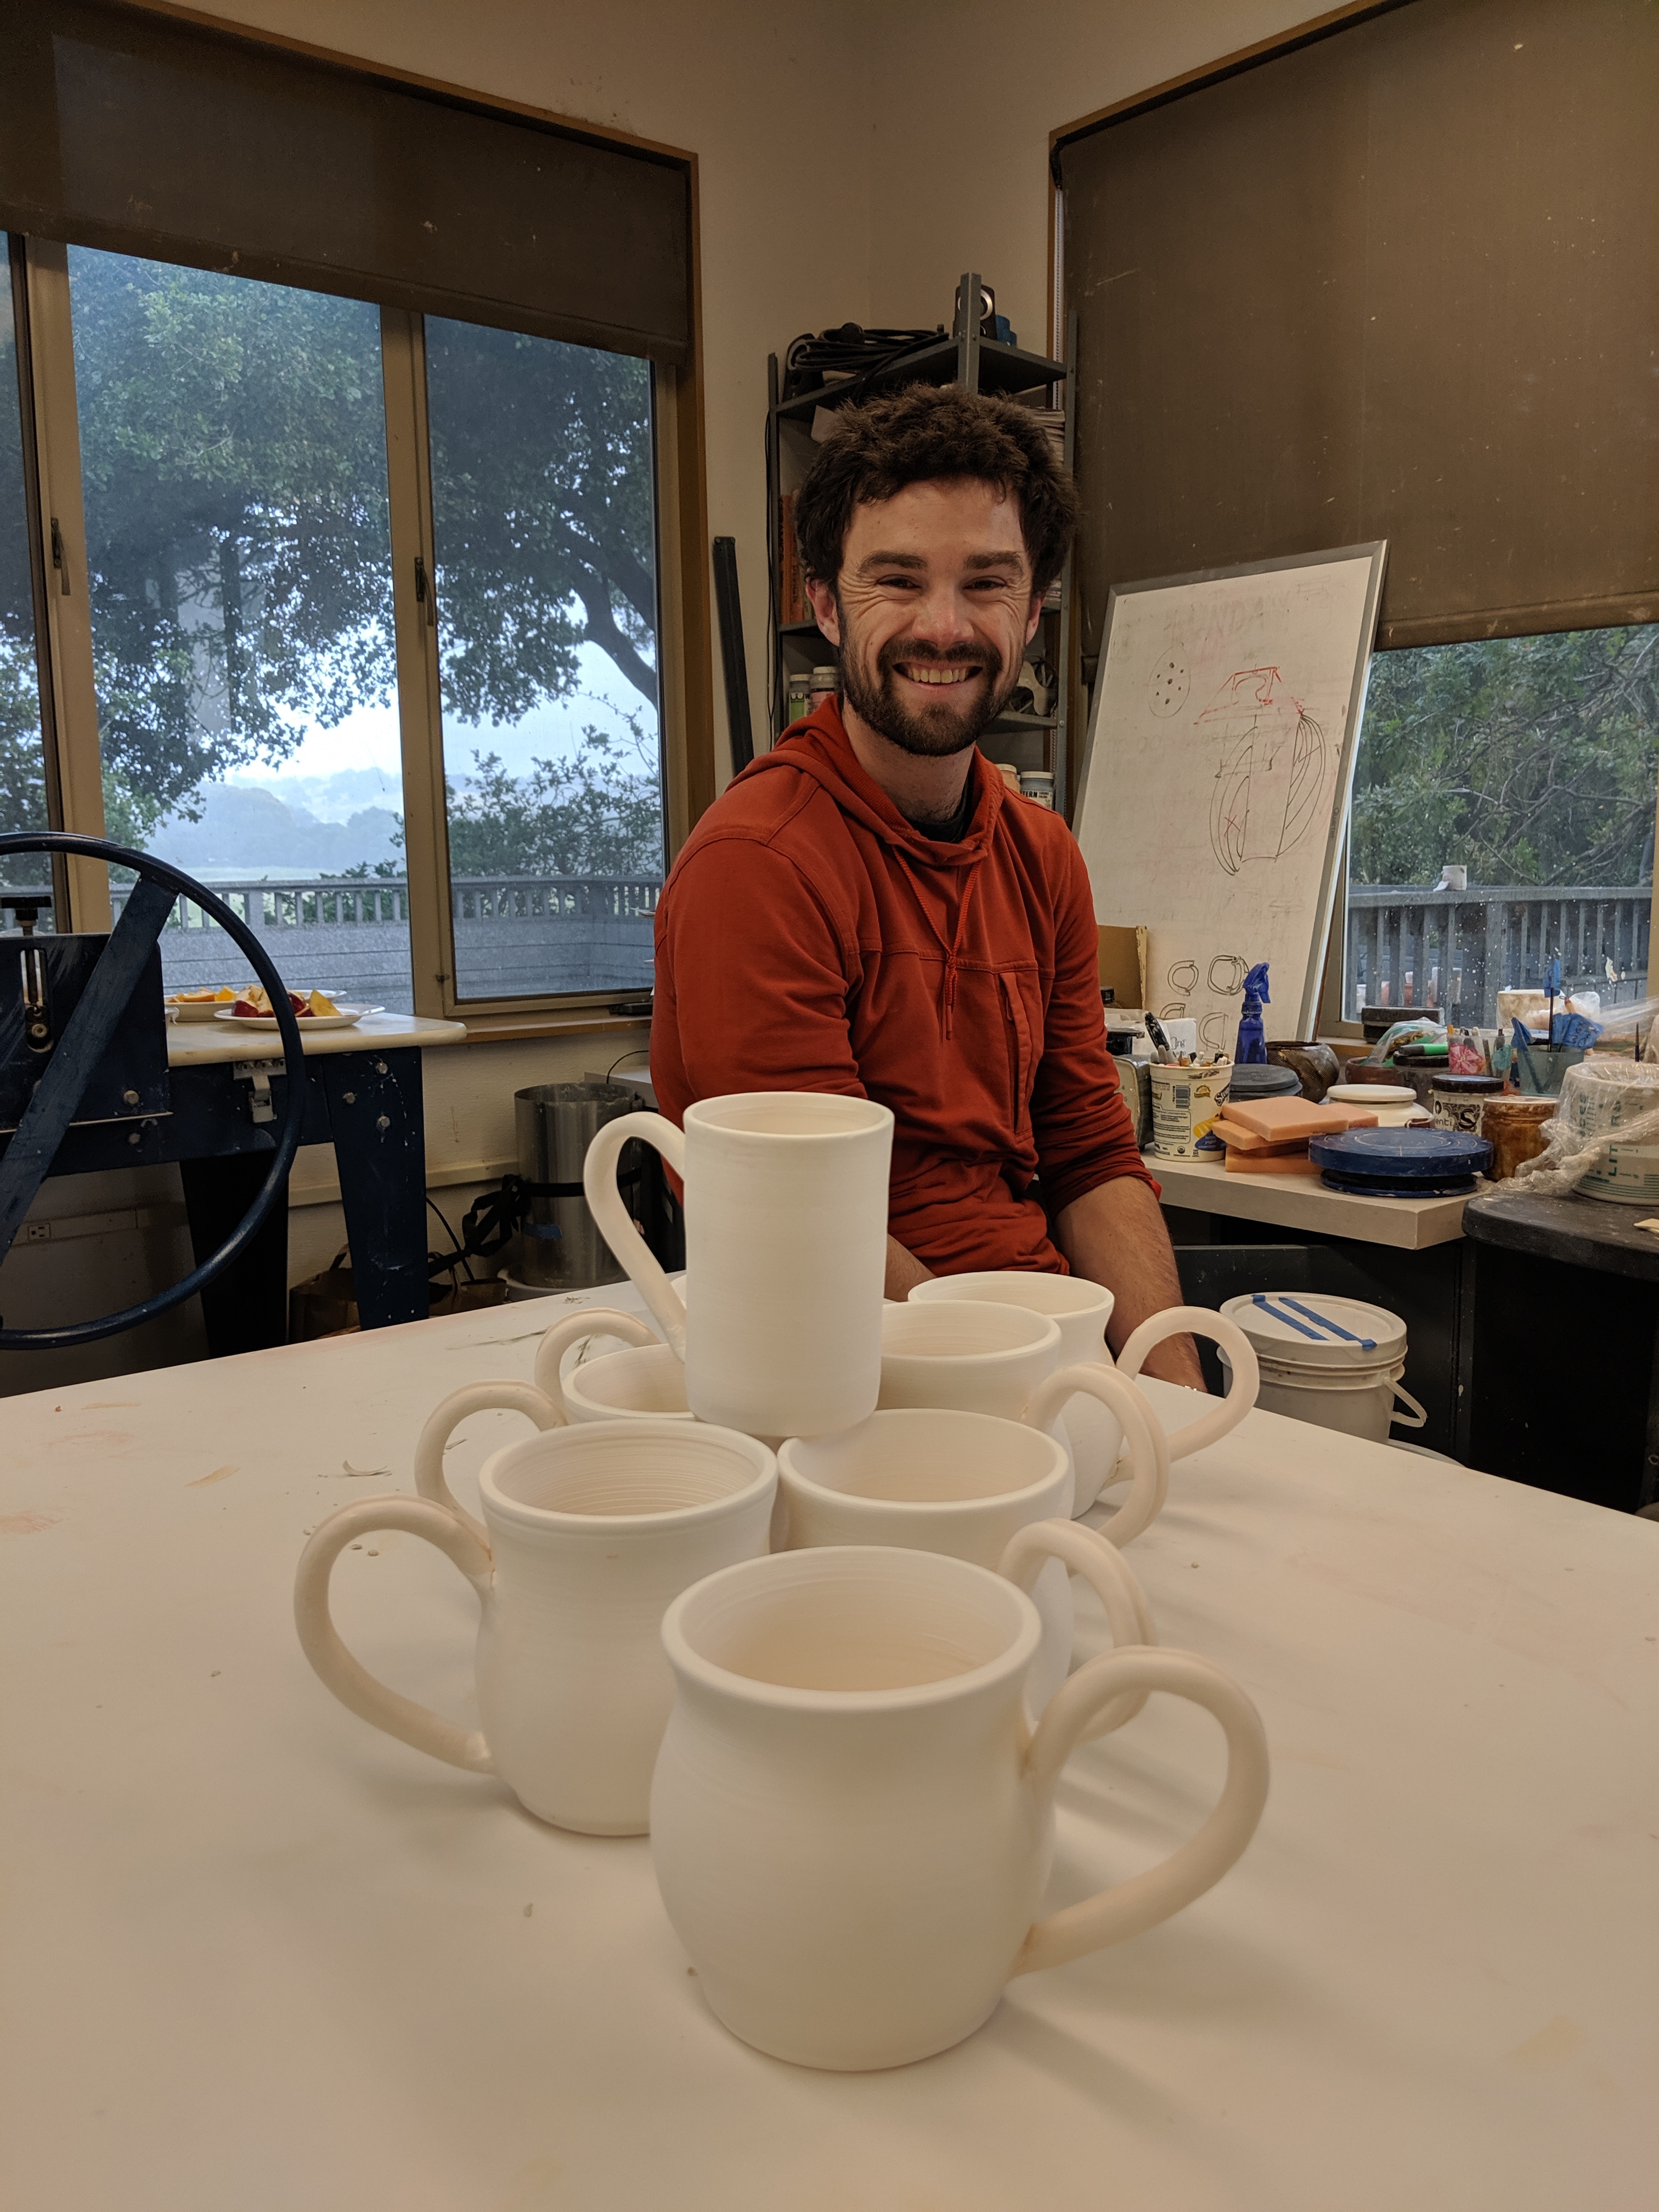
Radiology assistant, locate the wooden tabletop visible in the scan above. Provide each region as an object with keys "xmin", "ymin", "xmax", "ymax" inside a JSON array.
[
  {"xmin": 164, "ymin": 1008, "xmax": 467, "ymax": 1068},
  {"xmin": 1152, "ymin": 1151, "xmax": 1472, "ymax": 1250},
  {"xmin": 3, "ymin": 1284, "xmax": 1654, "ymax": 2210}
]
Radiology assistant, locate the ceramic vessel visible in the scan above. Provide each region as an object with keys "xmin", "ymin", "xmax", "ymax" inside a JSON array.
[
  {"xmin": 1096, "ymin": 1305, "xmax": 1262, "ymax": 1514},
  {"xmin": 1265, "ymin": 1039, "xmax": 1341, "ymax": 1102},
  {"xmin": 650, "ymin": 1547, "xmax": 1271, "ymax": 2070},
  {"xmin": 584, "ymin": 1092, "xmax": 894, "ymax": 1437},
  {"xmin": 877, "ymin": 1300, "xmax": 1168, "ymax": 1543},
  {"xmin": 908, "ymin": 1272, "xmax": 1120, "ymax": 1518},
  {"xmin": 776, "ymin": 1409, "xmax": 1155, "ymax": 1726},
  {"xmin": 296, "ymin": 1417, "xmax": 776, "ymax": 1835},
  {"xmin": 533, "ymin": 1309, "xmax": 691, "ymax": 1426}
]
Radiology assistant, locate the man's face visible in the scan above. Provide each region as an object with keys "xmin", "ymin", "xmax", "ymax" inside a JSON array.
[{"xmin": 805, "ymin": 478, "xmax": 1045, "ymax": 757}]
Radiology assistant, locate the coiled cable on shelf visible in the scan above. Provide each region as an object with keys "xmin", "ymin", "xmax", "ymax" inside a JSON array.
[{"xmin": 781, "ymin": 322, "xmax": 944, "ymax": 402}]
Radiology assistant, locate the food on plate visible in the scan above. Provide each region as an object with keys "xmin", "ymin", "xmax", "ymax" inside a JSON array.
[
  {"xmin": 166, "ymin": 986, "xmax": 238, "ymax": 1005},
  {"xmin": 227, "ymin": 985, "xmax": 343, "ymax": 1019}
]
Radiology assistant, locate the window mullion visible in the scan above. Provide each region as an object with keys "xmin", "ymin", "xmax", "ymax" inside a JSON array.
[
  {"xmin": 380, "ymin": 306, "xmax": 455, "ymax": 1021},
  {"xmin": 19, "ymin": 238, "xmax": 109, "ymax": 929}
]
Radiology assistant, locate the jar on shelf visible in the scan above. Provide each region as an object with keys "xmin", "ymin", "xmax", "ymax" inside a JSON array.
[
  {"xmin": 1017, "ymin": 769, "xmax": 1055, "ymax": 809},
  {"xmin": 1429, "ymin": 1071, "xmax": 1502, "ymax": 1136},
  {"xmin": 785, "ymin": 676, "xmax": 812, "ymax": 725},
  {"xmin": 808, "ymin": 665, "xmax": 839, "ymax": 713}
]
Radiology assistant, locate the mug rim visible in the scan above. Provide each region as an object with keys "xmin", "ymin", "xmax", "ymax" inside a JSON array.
[
  {"xmin": 777, "ymin": 1409, "xmax": 1068, "ymax": 1517},
  {"xmin": 909, "ymin": 1271, "xmax": 1115, "ymax": 1322},
  {"xmin": 684, "ymin": 1090, "xmax": 894, "ymax": 1142},
  {"xmin": 661, "ymin": 1545, "xmax": 1043, "ymax": 1713},
  {"xmin": 880, "ymin": 1300, "xmax": 1061, "ymax": 1367},
  {"xmin": 479, "ymin": 1417, "xmax": 775, "ymax": 1532},
  {"xmin": 563, "ymin": 1339, "xmax": 693, "ymax": 1421}
]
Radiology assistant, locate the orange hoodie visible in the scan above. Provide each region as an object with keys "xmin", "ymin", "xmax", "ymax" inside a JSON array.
[{"xmin": 651, "ymin": 701, "xmax": 1155, "ymax": 1274}]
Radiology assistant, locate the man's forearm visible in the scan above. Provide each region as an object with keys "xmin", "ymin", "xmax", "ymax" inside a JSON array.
[
  {"xmin": 885, "ymin": 1234, "xmax": 933, "ymax": 1300},
  {"xmin": 1052, "ymin": 1177, "xmax": 1203, "ymax": 1389}
]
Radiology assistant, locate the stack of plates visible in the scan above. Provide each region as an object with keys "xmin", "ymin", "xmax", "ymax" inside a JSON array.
[
  {"xmin": 1226, "ymin": 1064, "xmax": 1301, "ymax": 1101},
  {"xmin": 1307, "ymin": 1125, "xmax": 1491, "ymax": 1197}
]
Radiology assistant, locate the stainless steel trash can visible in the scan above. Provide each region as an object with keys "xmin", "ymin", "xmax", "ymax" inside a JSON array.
[{"xmin": 514, "ymin": 1081, "xmax": 641, "ymax": 1290}]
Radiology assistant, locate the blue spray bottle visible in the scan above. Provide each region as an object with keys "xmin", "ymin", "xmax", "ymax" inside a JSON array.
[{"xmin": 1235, "ymin": 961, "xmax": 1270, "ymax": 1064}]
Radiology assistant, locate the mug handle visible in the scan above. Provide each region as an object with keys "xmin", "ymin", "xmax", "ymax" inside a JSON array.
[
  {"xmin": 1025, "ymin": 1363, "xmax": 1169, "ymax": 1545},
  {"xmin": 532, "ymin": 1308, "xmax": 659, "ymax": 1418},
  {"xmin": 583, "ymin": 1112, "xmax": 689, "ymax": 1358},
  {"xmin": 294, "ymin": 1497, "xmax": 496, "ymax": 1776},
  {"xmin": 1114, "ymin": 1306, "xmax": 1260, "ymax": 1462},
  {"xmin": 997, "ymin": 1517, "xmax": 1158, "ymax": 1736},
  {"xmin": 414, "ymin": 1380, "xmax": 561, "ymax": 1548},
  {"xmin": 1013, "ymin": 1647, "xmax": 1270, "ymax": 1976}
]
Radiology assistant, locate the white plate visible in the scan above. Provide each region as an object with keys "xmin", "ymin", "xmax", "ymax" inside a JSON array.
[
  {"xmin": 212, "ymin": 1005, "xmax": 383, "ymax": 1031},
  {"xmin": 166, "ymin": 999, "xmax": 237, "ymax": 1022}
]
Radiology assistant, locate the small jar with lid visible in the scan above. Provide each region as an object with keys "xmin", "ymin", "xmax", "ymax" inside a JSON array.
[
  {"xmin": 1481, "ymin": 1093, "xmax": 1556, "ymax": 1181},
  {"xmin": 1429, "ymin": 1070, "xmax": 1503, "ymax": 1136},
  {"xmin": 1017, "ymin": 769, "xmax": 1055, "ymax": 809},
  {"xmin": 808, "ymin": 665, "xmax": 839, "ymax": 714},
  {"xmin": 785, "ymin": 674, "xmax": 812, "ymax": 725}
]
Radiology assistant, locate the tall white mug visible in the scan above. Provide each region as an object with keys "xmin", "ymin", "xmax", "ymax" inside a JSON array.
[
  {"xmin": 584, "ymin": 1092, "xmax": 894, "ymax": 1439},
  {"xmin": 651, "ymin": 1546, "xmax": 1271, "ymax": 2070},
  {"xmin": 296, "ymin": 1418, "xmax": 776, "ymax": 1836}
]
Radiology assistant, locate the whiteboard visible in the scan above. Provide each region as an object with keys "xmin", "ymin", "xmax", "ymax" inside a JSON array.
[{"xmin": 1073, "ymin": 544, "xmax": 1386, "ymax": 1046}]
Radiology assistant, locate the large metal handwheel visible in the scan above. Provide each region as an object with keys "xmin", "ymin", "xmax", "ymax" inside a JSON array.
[{"xmin": 0, "ymin": 833, "xmax": 308, "ymax": 1350}]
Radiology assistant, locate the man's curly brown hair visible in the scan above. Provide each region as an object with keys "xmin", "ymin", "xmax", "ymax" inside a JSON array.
[{"xmin": 794, "ymin": 384, "xmax": 1078, "ymax": 599}]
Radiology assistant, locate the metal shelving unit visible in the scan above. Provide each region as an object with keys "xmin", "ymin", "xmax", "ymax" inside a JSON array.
[{"xmin": 766, "ymin": 274, "xmax": 1077, "ymax": 815}]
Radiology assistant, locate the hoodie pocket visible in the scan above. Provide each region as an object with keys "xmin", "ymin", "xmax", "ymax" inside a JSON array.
[{"xmin": 998, "ymin": 970, "xmax": 1036, "ymax": 1140}]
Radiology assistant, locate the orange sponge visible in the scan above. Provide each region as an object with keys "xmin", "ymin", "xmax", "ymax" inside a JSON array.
[
  {"xmin": 1224, "ymin": 1147, "xmax": 1326, "ymax": 1175},
  {"xmin": 1222, "ymin": 1098, "xmax": 1378, "ymax": 1142}
]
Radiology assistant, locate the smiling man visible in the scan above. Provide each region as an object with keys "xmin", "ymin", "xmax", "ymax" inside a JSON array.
[{"xmin": 651, "ymin": 385, "xmax": 1199, "ymax": 1381}]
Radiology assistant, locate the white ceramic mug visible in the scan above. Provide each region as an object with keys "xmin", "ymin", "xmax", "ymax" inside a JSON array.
[
  {"xmin": 296, "ymin": 1418, "xmax": 776, "ymax": 1836},
  {"xmin": 909, "ymin": 1272, "xmax": 1119, "ymax": 1516},
  {"xmin": 877, "ymin": 1300, "xmax": 1168, "ymax": 1544},
  {"xmin": 650, "ymin": 1546, "xmax": 1271, "ymax": 2070},
  {"xmin": 583, "ymin": 1091, "xmax": 894, "ymax": 1438},
  {"xmin": 907, "ymin": 1279, "xmax": 1261, "ymax": 1515},
  {"xmin": 776, "ymin": 1409, "xmax": 1155, "ymax": 1727},
  {"xmin": 533, "ymin": 1309, "xmax": 690, "ymax": 1427}
]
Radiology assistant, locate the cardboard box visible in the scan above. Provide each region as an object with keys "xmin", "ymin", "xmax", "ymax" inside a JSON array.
[{"xmin": 1097, "ymin": 925, "xmax": 1147, "ymax": 1011}]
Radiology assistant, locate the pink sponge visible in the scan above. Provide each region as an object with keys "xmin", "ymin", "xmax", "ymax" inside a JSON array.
[{"xmin": 1221, "ymin": 1097, "xmax": 1378, "ymax": 1143}]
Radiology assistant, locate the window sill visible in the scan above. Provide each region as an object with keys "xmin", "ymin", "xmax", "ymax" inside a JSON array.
[{"xmin": 458, "ymin": 1012, "xmax": 653, "ymax": 1045}]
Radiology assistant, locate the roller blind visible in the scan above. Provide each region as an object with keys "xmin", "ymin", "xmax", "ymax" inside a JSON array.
[
  {"xmin": 0, "ymin": 0, "xmax": 693, "ymax": 363},
  {"xmin": 1056, "ymin": 0, "xmax": 1659, "ymax": 654}
]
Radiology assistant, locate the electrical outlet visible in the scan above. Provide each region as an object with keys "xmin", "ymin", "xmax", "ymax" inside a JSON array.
[{"xmin": 23, "ymin": 1221, "xmax": 52, "ymax": 1244}]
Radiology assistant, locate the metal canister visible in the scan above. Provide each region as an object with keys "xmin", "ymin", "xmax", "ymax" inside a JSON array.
[
  {"xmin": 514, "ymin": 1081, "xmax": 641, "ymax": 1290},
  {"xmin": 1429, "ymin": 1071, "xmax": 1502, "ymax": 1136}
]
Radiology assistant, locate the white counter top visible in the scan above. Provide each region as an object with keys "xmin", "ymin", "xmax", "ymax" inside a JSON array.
[
  {"xmin": 1152, "ymin": 1150, "xmax": 1472, "ymax": 1250},
  {"xmin": 3, "ymin": 1285, "xmax": 1654, "ymax": 2210},
  {"xmin": 165, "ymin": 1008, "xmax": 467, "ymax": 1068}
]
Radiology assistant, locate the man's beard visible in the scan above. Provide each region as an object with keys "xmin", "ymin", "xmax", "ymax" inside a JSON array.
[{"xmin": 837, "ymin": 620, "xmax": 1020, "ymax": 757}]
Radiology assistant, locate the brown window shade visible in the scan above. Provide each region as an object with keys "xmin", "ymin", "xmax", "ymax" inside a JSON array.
[
  {"xmin": 1056, "ymin": 0, "xmax": 1659, "ymax": 655},
  {"xmin": 0, "ymin": 0, "xmax": 692, "ymax": 363}
]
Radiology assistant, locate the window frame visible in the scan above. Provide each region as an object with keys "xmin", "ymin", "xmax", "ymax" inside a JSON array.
[{"xmin": 3, "ymin": 86, "xmax": 710, "ymax": 1023}]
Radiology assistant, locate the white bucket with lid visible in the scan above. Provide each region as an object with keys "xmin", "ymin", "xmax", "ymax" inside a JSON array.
[
  {"xmin": 1561, "ymin": 1060, "xmax": 1659, "ymax": 1205},
  {"xmin": 1217, "ymin": 1292, "xmax": 1426, "ymax": 1445}
]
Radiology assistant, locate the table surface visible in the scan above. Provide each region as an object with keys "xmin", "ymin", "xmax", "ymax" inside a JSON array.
[
  {"xmin": 1152, "ymin": 1150, "xmax": 1472, "ymax": 1250},
  {"xmin": 1463, "ymin": 1187, "xmax": 1659, "ymax": 1280},
  {"xmin": 164, "ymin": 1008, "xmax": 467, "ymax": 1068},
  {"xmin": 4, "ymin": 1284, "xmax": 1656, "ymax": 2212}
]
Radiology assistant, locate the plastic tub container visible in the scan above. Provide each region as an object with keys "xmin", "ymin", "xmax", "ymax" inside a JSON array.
[
  {"xmin": 1149, "ymin": 1061, "xmax": 1231, "ymax": 1158},
  {"xmin": 1226, "ymin": 1063, "xmax": 1300, "ymax": 1101},
  {"xmin": 1218, "ymin": 1292, "xmax": 1426, "ymax": 1444},
  {"xmin": 1326, "ymin": 1082, "xmax": 1421, "ymax": 1129}
]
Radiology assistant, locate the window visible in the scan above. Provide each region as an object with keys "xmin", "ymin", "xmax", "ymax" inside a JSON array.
[
  {"xmin": 424, "ymin": 317, "xmax": 662, "ymax": 1003},
  {"xmin": 0, "ymin": 3, "xmax": 704, "ymax": 1019},
  {"xmin": 1, "ymin": 252, "xmax": 52, "ymax": 919},
  {"xmin": 7, "ymin": 236, "xmax": 678, "ymax": 1015},
  {"xmin": 1343, "ymin": 625, "xmax": 1659, "ymax": 1027}
]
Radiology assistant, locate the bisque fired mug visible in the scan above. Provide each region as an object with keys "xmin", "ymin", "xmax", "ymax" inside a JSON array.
[
  {"xmin": 877, "ymin": 1300, "xmax": 1169, "ymax": 1543},
  {"xmin": 775, "ymin": 1409, "xmax": 1156, "ymax": 1730},
  {"xmin": 296, "ymin": 1417, "xmax": 776, "ymax": 1836},
  {"xmin": 533, "ymin": 1308, "xmax": 691, "ymax": 1427},
  {"xmin": 584, "ymin": 1091, "xmax": 894, "ymax": 1438},
  {"xmin": 909, "ymin": 1277, "xmax": 1263, "ymax": 1515},
  {"xmin": 650, "ymin": 1546, "xmax": 1271, "ymax": 2070}
]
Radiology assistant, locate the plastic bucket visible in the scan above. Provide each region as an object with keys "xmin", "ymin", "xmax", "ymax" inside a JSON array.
[
  {"xmin": 1562, "ymin": 1062, "xmax": 1659, "ymax": 1206},
  {"xmin": 1218, "ymin": 1291, "xmax": 1426, "ymax": 1445}
]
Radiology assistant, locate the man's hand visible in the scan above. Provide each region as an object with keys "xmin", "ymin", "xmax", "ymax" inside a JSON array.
[
  {"xmin": 885, "ymin": 1235, "xmax": 933, "ymax": 1300},
  {"xmin": 1052, "ymin": 1178, "xmax": 1204, "ymax": 1390}
]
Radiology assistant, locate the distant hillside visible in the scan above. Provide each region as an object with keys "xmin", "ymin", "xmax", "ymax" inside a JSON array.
[{"xmin": 149, "ymin": 781, "xmax": 403, "ymax": 877}]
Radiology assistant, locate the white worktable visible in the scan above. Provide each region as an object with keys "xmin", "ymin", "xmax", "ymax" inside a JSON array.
[
  {"xmin": 3, "ymin": 1288, "xmax": 1655, "ymax": 2211},
  {"xmin": 1152, "ymin": 1150, "xmax": 1472, "ymax": 1250},
  {"xmin": 164, "ymin": 1008, "xmax": 467, "ymax": 1067}
]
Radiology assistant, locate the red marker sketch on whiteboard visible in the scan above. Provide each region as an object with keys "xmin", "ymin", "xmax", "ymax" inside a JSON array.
[{"xmin": 1198, "ymin": 666, "xmax": 1327, "ymax": 877}]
